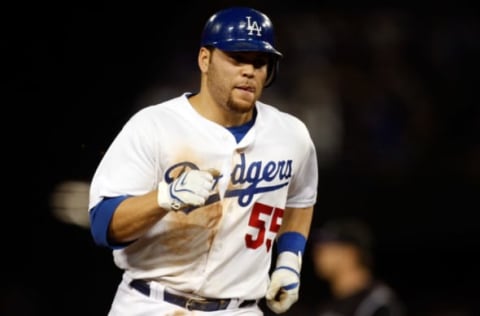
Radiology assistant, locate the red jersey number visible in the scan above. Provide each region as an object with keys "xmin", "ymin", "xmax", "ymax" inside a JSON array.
[{"xmin": 245, "ymin": 202, "xmax": 284, "ymax": 252}]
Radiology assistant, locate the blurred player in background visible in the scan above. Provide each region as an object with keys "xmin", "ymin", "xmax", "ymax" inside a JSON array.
[
  {"xmin": 88, "ymin": 6, "xmax": 318, "ymax": 315},
  {"xmin": 311, "ymin": 217, "xmax": 405, "ymax": 316}
]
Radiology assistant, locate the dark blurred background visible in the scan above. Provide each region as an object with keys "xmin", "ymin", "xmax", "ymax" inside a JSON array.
[{"xmin": 4, "ymin": 1, "xmax": 479, "ymax": 315}]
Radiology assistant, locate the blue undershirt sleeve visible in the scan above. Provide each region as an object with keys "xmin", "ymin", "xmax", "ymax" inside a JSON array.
[{"xmin": 89, "ymin": 195, "xmax": 133, "ymax": 249}]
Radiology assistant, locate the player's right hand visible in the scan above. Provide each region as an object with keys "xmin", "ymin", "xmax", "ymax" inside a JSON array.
[{"xmin": 157, "ymin": 169, "xmax": 215, "ymax": 213}]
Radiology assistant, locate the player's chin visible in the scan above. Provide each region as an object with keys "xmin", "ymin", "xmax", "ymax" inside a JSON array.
[
  {"xmin": 230, "ymin": 100, "xmax": 255, "ymax": 114},
  {"xmin": 233, "ymin": 88, "xmax": 259, "ymax": 106}
]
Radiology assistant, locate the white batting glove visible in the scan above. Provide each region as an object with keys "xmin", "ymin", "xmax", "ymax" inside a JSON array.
[
  {"xmin": 157, "ymin": 169, "xmax": 214, "ymax": 212},
  {"xmin": 266, "ymin": 251, "xmax": 302, "ymax": 314}
]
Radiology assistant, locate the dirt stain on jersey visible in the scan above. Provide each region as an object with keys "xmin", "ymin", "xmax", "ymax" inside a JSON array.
[
  {"xmin": 165, "ymin": 201, "xmax": 223, "ymax": 254},
  {"xmin": 125, "ymin": 151, "xmax": 226, "ymax": 268},
  {"xmin": 125, "ymin": 200, "xmax": 224, "ymax": 269}
]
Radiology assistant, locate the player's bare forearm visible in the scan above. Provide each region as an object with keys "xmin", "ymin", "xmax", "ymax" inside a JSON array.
[
  {"xmin": 108, "ymin": 190, "xmax": 169, "ymax": 243},
  {"xmin": 278, "ymin": 206, "xmax": 314, "ymax": 238}
]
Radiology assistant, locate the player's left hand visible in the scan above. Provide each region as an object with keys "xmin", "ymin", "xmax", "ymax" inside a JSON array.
[{"xmin": 266, "ymin": 251, "xmax": 301, "ymax": 314}]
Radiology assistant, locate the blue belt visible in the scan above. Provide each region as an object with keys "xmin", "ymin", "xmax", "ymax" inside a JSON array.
[{"xmin": 129, "ymin": 279, "xmax": 257, "ymax": 311}]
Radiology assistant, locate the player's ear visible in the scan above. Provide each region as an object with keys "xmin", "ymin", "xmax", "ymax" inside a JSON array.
[{"xmin": 198, "ymin": 47, "xmax": 211, "ymax": 72}]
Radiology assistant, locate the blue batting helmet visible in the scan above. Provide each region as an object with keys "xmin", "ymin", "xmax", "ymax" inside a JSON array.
[{"xmin": 200, "ymin": 7, "xmax": 283, "ymax": 87}]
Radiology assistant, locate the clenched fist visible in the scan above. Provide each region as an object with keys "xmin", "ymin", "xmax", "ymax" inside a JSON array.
[
  {"xmin": 266, "ymin": 251, "xmax": 302, "ymax": 314},
  {"xmin": 157, "ymin": 169, "xmax": 216, "ymax": 213}
]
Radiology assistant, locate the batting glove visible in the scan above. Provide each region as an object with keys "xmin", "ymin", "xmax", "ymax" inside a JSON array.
[
  {"xmin": 157, "ymin": 169, "xmax": 214, "ymax": 212},
  {"xmin": 266, "ymin": 251, "xmax": 302, "ymax": 314}
]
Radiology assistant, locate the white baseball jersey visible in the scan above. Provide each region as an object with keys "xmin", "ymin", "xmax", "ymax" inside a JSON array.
[{"xmin": 89, "ymin": 92, "xmax": 318, "ymax": 300}]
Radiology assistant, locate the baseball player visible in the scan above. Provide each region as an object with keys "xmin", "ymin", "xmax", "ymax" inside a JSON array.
[{"xmin": 88, "ymin": 6, "xmax": 318, "ymax": 315}]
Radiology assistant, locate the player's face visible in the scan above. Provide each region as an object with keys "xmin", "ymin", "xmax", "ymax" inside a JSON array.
[{"xmin": 207, "ymin": 49, "xmax": 269, "ymax": 114}]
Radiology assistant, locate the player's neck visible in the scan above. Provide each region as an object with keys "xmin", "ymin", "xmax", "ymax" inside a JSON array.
[{"xmin": 188, "ymin": 93, "xmax": 253, "ymax": 127}]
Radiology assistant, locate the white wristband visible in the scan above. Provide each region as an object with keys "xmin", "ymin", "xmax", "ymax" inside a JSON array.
[
  {"xmin": 276, "ymin": 251, "xmax": 302, "ymax": 272},
  {"xmin": 157, "ymin": 181, "xmax": 177, "ymax": 211}
]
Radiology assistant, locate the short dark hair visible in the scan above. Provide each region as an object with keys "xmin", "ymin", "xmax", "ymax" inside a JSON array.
[{"xmin": 312, "ymin": 217, "xmax": 374, "ymax": 268}]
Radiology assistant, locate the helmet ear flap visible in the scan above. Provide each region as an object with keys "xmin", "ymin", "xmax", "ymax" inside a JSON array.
[{"xmin": 265, "ymin": 56, "xmax": 280, "ymax": 88}]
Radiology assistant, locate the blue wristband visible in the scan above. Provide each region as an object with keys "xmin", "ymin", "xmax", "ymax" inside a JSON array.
[{"xmin": 277, "ymin": 231, "xmax": 307, "ymax": 256}]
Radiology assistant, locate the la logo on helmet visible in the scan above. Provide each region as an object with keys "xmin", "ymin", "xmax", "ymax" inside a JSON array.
[{"xmin": 246, "ymin": 16, "xmax": 262, "ymax": 36}]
